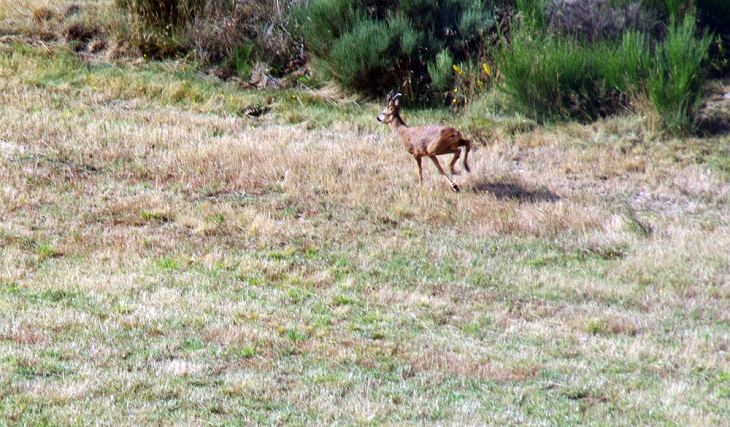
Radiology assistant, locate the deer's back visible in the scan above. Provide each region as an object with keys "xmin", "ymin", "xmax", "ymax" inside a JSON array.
[{"xmin": 398, "ymin": 125, "xmax": 464, "ymax": 156}]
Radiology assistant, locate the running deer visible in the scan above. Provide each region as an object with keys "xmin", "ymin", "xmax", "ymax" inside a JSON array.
[{"xmin": 377, "ymin": 91, "xmax": 471, "ymax": 192}]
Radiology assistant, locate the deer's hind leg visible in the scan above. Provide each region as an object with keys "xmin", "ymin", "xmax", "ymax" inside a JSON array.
[
  {"xmin": 429, "ymin": 156, "xmax": 460, "ymax": 192},
  {"xmin": 462, "ymin": 139, "xmax": 471, "ymax": 173},
  {"xmin": 448, "ymin": 148, "xmax": 462, "ymax": 175}
]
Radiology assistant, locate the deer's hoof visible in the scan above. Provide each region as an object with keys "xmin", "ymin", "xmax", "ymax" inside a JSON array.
[{"xmin": 451, "ymin": 184, "xmax": 460, "ymax": 193}]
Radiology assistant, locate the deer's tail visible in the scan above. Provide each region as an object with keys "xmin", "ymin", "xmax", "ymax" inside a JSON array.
[{"xmin": 462, "ymin": 139, "xmax": 471, "ymax": 173}]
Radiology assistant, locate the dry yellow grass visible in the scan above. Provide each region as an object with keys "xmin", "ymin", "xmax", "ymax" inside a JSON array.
[{"xmin": 2, "ymin": 4, "xmax": 730, "ymax": 424}]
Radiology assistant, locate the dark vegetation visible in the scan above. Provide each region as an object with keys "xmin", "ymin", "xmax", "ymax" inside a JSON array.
[
  {"xmin": 115, "ymin": 0, "xmax": 304, "ymax": 78},
  {"xmin": 71, "ymin": 0, "xmax": 730, "ymax": 133}
]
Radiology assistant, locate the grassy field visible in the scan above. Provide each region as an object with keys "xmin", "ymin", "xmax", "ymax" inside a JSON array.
[{"xmin": 2, "ymin": 4, "xmax": 730, "ymax": 425}]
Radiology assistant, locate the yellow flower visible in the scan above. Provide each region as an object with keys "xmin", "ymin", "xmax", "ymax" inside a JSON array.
[
  {"xmin": 452, "ymin": 64, "xmax": 465, "ymax": 76},
  {"xmin": 452, "ymin": 98, "xmax": 457, "ymax": 103},
  {"xmin": 482, "ymin": 63, "xmax": 491, "ymax": 76}
]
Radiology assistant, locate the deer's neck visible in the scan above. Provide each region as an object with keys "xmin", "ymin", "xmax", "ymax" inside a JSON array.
[
  {"xmin": 388, "ymin": 113, "xmax": 408, "ymax": 135},
  {"xmin": 389, "ymin": 114, "xmax": 416, "ymax": 151}
]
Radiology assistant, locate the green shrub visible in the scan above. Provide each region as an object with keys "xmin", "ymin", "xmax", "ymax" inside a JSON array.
[
  {"xmin": 327, "ymin": 18, "xmax": 402, "ymax": 89},
  {"xmin": 647, "ymin": 15, "xmax": 712, "ymax": 133},
  {"xmin": 291, "ymin": 0, "xmax": 495, "ymax": 100},
  {"xmin": 661, "ymin": 0, "xmax": 689, "ymax": 19},
  {"xmin": 428, "ymin": 50, "xmax": 455, "ymax": 93},
  {"xmin": 497, "ymin": 27, "xmax": 619, "ymax": 122},
  {"xmin": 596, "ymin": 30, "xmax": 652, "ymax": 97},
  {"xmin": 516, "ymin": 0, "xmax": 546, "ymax": 30},
  {"xmin": 499, "ymin": 5, "xmax": 712, "ymax": 134},
  {"xmin": 228, "ymin": 42, "xmax": 254, "ymax": 80}
]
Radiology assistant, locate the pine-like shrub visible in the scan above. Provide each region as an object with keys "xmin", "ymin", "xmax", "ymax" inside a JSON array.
[
  {"xmin": 291, "ymin": 0, "xmax": 495, "ymax": 100},
  {"xmin": 428, "ymin": 50, "xmax": 455, "ymax": 93}
]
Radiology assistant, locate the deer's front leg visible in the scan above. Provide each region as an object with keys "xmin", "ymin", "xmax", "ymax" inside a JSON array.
[{"xmin": 415, "ymin": 156, "xmax": 423, "ymax": 185}]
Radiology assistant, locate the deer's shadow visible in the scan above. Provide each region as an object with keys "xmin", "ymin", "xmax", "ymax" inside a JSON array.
[{"xmin": 466, "ymin": 179, "xmax": 560, "ymax": 203}]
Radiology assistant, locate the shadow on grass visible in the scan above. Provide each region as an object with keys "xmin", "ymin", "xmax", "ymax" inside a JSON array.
[{"xmin": 467, "ymin": 179, "xmax": 560, "ymax": 203}]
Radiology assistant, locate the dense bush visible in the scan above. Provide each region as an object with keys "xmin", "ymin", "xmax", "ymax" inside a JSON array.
[
  {"xmin": 291, "ymin": 0, "xmax": 496, "ymax": 100},
  {"xmin": 499, "ymin": 0, "xmax": 713, "ymax": 133}
]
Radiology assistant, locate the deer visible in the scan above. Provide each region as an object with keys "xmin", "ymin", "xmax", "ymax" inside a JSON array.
[{"xmin": 377, "ymin": 91, "xmax": 471, "ymax": 192}]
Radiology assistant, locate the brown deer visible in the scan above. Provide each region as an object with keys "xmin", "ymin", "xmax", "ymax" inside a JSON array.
[{"xmin": 377, "ymin": 92, "xmax": 471, "ymax": 192}]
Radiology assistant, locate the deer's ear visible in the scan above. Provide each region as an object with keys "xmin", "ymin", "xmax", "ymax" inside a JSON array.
[{"xmin": 393, "ymin": 93, "xmax": 401, "ymax": 106}]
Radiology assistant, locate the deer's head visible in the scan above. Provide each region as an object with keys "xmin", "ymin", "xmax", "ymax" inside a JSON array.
[{"xmin": 377, "ymin": 91, "xmax": 402, "ymax": 124}]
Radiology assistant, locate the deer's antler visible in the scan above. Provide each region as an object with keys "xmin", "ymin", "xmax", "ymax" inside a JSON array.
[{"xmin": 386, "ymin": 91, "xmax": 402, "ymax": 104}]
